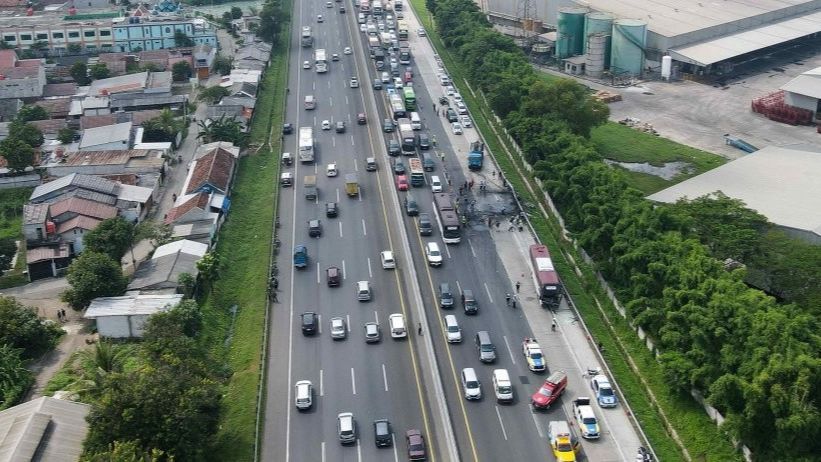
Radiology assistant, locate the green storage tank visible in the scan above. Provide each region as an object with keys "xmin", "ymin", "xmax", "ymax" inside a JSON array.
[
  {"xmin": 556, "ymin": 7, "xmax": 587, "ymax": 59},
  {"xmin": 583, "ymin": 11, "xmax": 613, "ymax": 68},
  {"xmin": 610, "ymin": 19, "xmax": 647, "ymax": 76}
]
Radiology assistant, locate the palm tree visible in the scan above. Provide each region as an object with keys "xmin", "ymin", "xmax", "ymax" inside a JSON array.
[
  {"xmin": 0, "ymin": 344, "xmax": 31, "ymax": 396},
  {"xmin": 142, "ymin": 109, "xmax": 184, "ymax": 146},
  {"xmin": 69, "ymin": 341, "xmax": 132, "ymax": 398},
  {"xmin": 197, "ymin": 115, "xmax": 246, "ymax": 146}
]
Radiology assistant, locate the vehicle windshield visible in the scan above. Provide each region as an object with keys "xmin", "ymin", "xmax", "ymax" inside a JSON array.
[
  {"xmin": 530, "ymin": 352, "xmax": 542, "ymax": 360},
  {"xmin": 447, "ymin": 326, "xmax": 459, "ymax": 332},
  {"xmin": 600, "ymin": 387, "xmax": 614, "ymax": 396},
  {"xmin": 538, "ymin": 387, "xmax": 554, "ymax": 397},
  {"xmin": 498, "ymin": 386, "xmax": 512, "ymax": 394},
  {"xmin": 481, "ymin": 345, "xmax": 493, "ymax": 352},
  {"xmin": 430, "ymin": 249, "xmax": 440, "ymax": 256},
  {"xmin": 557, "ymin": 442, "xmax": 572, "ymax": 452},
  {"xmin": 582, "ymin": 417, "xmax": 597, "ymax": 425},
  {"xmin": 466, "ymin": 381, "xmax": 478, "ymax": 388}
]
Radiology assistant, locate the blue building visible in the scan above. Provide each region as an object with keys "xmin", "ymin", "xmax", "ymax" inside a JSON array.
[{"xmin": 112, "ymin": 17, "xmax": 217, "ymax": 53}]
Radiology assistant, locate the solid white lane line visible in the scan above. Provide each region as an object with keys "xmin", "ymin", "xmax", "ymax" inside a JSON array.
[
  {"xmin": 455, "ymin": 280, "xmax": 462, "ymax": 295},
  {"xmin": 367, "ymin": 257, "xmax": 374, "ymax": 278},
  {"xmin": 374, "ymin": 310, "xmax": 379, "ymax": 324},
  {"xmin": 392, "ymin": 434, "xmax": 399, "ymax": 462},
  {"xmin": 336, "ymin": 188, "xmax": 340, "ymax": 202},
  {"xmin": 351, "ymin": 367, "xmax": 357, "ymax": 395},
  {"xmin": 530, "ymin": 409, "xmax": 545, "ymax": 438},
  {"xmin": 382, "ymin": 363, "xmax": 389, "ymax": 391},
  {"xmin": 318, "ymin": 314, "xmax": 322, "ymax": 335},
  {"xmin": 346, "ymin": 314, "xmax": 351, "ymax": 332},
  {"xmin": 503, "ymin": 335, "xmax": 516, "ymax": 365},
  {"xmin": 356, "ymin": 439, "xmax": 362, "ymax": 462},
  {"xmin": 361, "ymin": 219, "xmax": 367, "ymax": 236},
  {"xmin": 468, "ymin": 239, "xmax": 477, "ymax": 258},
  {"xmin": 321, "ymin": 442, "xmax": 325, "ymax": 462},
  {"xmin": 342, "ymin": 259, "xmax": 347, "ymax": 279},
  {"xmin": 484, "ymin": 282, "xmax": 494, "ymax": 304},
  {"xmin": 316, "ymin": 262, "xmax": 321, "ymax": 284},
  {"xmin": 443, "ymin": 240, "xmax": 451, "ymax": 259},
  {"xmin": 320, "ymin": 369, "xmax": 324, "ymax": 396},
  {"xmin": 339, "ymin": 221, "xmax": 343, "ymax": 238},
  {"xmin": 495, "ymin": 406, "xmax": 509, "ymax": 441}
]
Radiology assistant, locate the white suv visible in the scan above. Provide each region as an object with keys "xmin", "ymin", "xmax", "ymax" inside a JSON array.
[
  {"xmin": 425, "ymin": 242, "xmax": 443, "ymax": 266},
  {"xmin": 381, "ymin": 250, "xmax": 396, "ymax": 269}
]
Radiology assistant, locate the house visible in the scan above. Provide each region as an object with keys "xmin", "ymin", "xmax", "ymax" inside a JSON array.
[
  {"xmin": 49, "ymin": 196, "xmax": 118, "ymax": 224},
  {"xmin": 116, "ymin": 183, "xmax": 154, "ymax": 222},
  {"xmin": 127, "ymin": 240, "xmax": 207, "ymax": 293},
  {"xmin": 26, "ymin": 242, "xmax": 72, "ymax": 280},
  {"xmin": 34, "ymin": 97, "xmax": 72, "ymax": 119},
  {"xmin": 84, "ymin": 293, "xmax": 184, "ymax": 338},
  {"xmin": 42, "ymin": 82, "xmax": 78, "ymax": 98},
  {"xmin": 22, "ymin": 203, "xmax": 52, "ymax": 242},
  {"xmin": 164, "ymin": 191, "xmax": 212, "ymax": 224},
  {"xmin": 234, "ymin": 44, "xmax": 269, "ymax": 71},
  {"xmin": 87, "ymin": 71, "xmax": 172, "ymax": 98},
  {"xmin": 0, "ymin": 50, "xmax": 46, "ymax": 99},
  {"xmin": 0, "ymin": 97, "xmax": 22, "ymax": 121},
  {"xmin": 79, "ymin": 109, "xmax": 163, "ymax": 130},
  {"xmin": 68, "ymin": 96, "xmax": 111, "ymax": 118},
  {"xmin": 0, "ymin": 397, "xmax": 91, "ymax": 462},
  {"xmin": 196, "ymin": 141, "xmax": 240, "ymax": 158},
  {"xmin": 192, "ymin": 43, "xmax": 216, "ymax": 79},
  {"xmin": 30, "ymin": 173, "xmax": 118, "ymax": 204},
  {"xmin": 56, "ymin": 215, "xmax": 101, "ymax": 253},
  {"xmin": 231, "ymin": 81, "xmax": 258, "ymax": 98},
  {"xmin": 109, "ymin": 92, "xmax": 187, "ymax": 112},
  {"xmin": 171, "ymin": 218, "xmax": 218, "ymax": 244},
  {"xmin": 79, "ymin": 122, "xmax": 133, "ymax": 151},
  {"xmin": 184, "ymin": 147, "xmax": 236, "ymax": 196},
  {"xmin": 45, "ymin": 149, "xmax": 166, "ymax": 177}
]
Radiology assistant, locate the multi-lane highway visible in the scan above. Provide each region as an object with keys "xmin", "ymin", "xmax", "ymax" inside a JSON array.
[{"xmin": 262, "ymin": 0, "xmax": 645, "ymax": 460}]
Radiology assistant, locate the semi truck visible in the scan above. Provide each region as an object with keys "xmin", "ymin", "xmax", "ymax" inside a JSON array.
[
  {"xmin": 345, "ymin": 173, "xmax": 359, "ymax": 196},
  {"xmin": 304, "ymin": 175, "xmax": 317, "ymax": 200},
  {"xmin": 408, "ymin": 158, "xmax": 424, "ymax": 187},
  {"xmin": 298, "ymin": 127, "xmax": 315, "ymax": 163},
  {"xmin": 467, "ymin": 141, "xmax": 484, "ymax": 170}
]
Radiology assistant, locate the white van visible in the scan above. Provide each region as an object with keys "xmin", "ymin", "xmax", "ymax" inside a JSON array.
[
  {"xmin": 295, "ymin": 380, "xmax": 313, "ymax": 410},
  {"xmin": 410, "ymin": 112, "xmax": 421, "ymax": 130},
  {"xmin": 356, "ymin": 280, "xmax": 372, "ymax": 301},
  {"xmin": 430, "ymin": 175, "xmax": 443, "ymax": 193},
  {"xmin": 380, "ymin": 250, "xmax": 396, "ymax": 269},
  {"xmin": 443, "ymin": 314, "xmax": 461, "ymax": 343},
  {"xmin": 337, "ymin": 412, "xmax": 357, "ymax": 444},
  {"xmin": 388, "ymin": 313, "xmax": 407, "ymax": 338},
  {"xmin": 304, "ymin": 94, "xmax": 316, "ymax": 110},
  {"xmin": 461, "ymin": 367, "xmax": 481, "ymax": 400},
  {"xmin": 492, "ymin": 369, "xmax": 514, "ymax": 403}
]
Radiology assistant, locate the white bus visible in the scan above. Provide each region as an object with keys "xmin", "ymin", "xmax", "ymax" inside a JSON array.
[
  {"xmin": 298, "ymin": 127, "xmax": 315, "ymax": 163},
  {"xmin": 314, "ymin": 48, "xmax": 327, "ymax": 73}
]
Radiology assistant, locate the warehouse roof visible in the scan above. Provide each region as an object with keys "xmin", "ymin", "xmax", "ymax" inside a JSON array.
[
  {"xmin": 781, "ymin": 66, "xmax": 821, "ymax": 99},
  {"xmin": 571, "ymin": 0, "xmax": 819, "ymax": 37},
  {"xmin": 85, "ymin": 294, "xmax": 183, "ymax": 317},
  {"xmin": 80, "ymin": 122, "xmax": 132, "ymax": 149},
  {"xmin": 152, "ymin": 239, "xmax": 208, "ymax": 259},
  {"xmin": 668, "ymin": 10, "xmax": 821, "ymax": 66},
  {"xmin": 0, "ymin": 397, "xmax": 90, "ymax": 462},
  {"xmin": 647, "ymin": 145, "xmax": 821, "ymax": 238}
]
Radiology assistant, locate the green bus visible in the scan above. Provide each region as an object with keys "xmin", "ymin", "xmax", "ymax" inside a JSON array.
[{"xmin": 403, "ymin": 87, "xmax": 416, "ymax": 111}]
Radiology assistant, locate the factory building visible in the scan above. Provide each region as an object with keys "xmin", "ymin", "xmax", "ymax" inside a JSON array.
[{"xmin": 481, "ymin": 0, "xmax": 821, "ymax": 78}]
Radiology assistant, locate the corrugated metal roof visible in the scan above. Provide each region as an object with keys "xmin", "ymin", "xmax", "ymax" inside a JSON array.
[
  {"xmin": 84, "ymin": 293, "xmax": 183, "ymax": 317},
  {"xmin": 647, "ymin": 145, "xmax": 821, "ymax": 237},
  {"xmin": 117, "ymin": 184, "xmax": 153, "ymax": 203},
  {"xmin": 23, "ymin": 203, "xmax": 48, "ymax": 225},
  {"xmin": 0, "ymin": 397, "xmax": 90, "ymax": 462},
  {"xmin": 50, "ymin": 196, "xmax": 118, "ymax": 220},
  {"xmin": 30, "ymin": 173, "xmax": 118, "ymax": 202},
  {"xmin": 79, "ymin": 122, "xmax": 132, "ymax": 149},
  {"xmin": 126, "ymin": 252, "xmax": 200, "ymax": 290},
  {"xmin": 780, "ymin": 66, "xmax": 821, "ymax": 99},
  {"xmin": 668, "ymin": 9, "xmax": 821, "ymax": 66},
  {"xmin": 152, "ymin": 239, "xmax": 208, "ymax": 259}
]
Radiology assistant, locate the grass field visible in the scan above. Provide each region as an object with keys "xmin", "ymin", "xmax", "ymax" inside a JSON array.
[
  {"xmin": 204, "ymin": 9, "xmax": 289, "ymax": 461},
  {"xmin": 591, "ymin": 123, "xmax": 725, "ymax": 194},
  {"xmin": 409, "ymin": 1, "xmax": 742, "ymax": 460}
]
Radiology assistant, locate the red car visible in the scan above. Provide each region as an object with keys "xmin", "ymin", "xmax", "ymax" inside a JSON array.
[
  {"xmin": 403, "ymin": 71, "xmax": 413, "ymax": 84},
  {"xmin": 531, "ymin": 370, "xmax": 568, "ymax": 409},
  {"xmin": 406, "ymin": 429, "xmax": 426, "ymax": 460},
  {"xmin": 396, "ymin": 175, "xmax": 409, "ymax": 191}
]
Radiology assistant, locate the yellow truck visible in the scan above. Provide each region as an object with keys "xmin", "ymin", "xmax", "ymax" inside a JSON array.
[
  {"xmin": 345, "ymin": 173, "xmax": 359, "ymax": 197},
  {"xmin": 548, "ymin": 421, "xmax": 579, "ymax": 462}
]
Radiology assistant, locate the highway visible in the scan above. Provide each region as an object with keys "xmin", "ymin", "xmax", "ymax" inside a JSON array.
[
  {"xmin": 261, "ymin": 0, "xmax": 445, "ymax": 461},
  {"xmin": 262, "ymin": 0, "xmax": 645, "ymax": 460}
]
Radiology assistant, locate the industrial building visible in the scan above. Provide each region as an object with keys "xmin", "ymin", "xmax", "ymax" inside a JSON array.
[
  {"xmin": 647, "ymin": 145, "xmax": 821, "ymax": 244},
  {"xmin": 781, "ymin": 66, "xmax": 821, "ymax": 121},
  {"xmin": 481, "ymin": 0, "xmax": 821, "ymax": 78}
]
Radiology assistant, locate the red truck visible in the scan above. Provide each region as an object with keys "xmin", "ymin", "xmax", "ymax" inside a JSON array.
[{"xmin": 531, "ymin": 370, "xmax": 568, "ymax": 409}]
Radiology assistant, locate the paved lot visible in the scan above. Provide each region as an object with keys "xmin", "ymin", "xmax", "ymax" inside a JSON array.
[{"xmin": 540, "ymin": 50, "xmax": 821, "ymax": 159}]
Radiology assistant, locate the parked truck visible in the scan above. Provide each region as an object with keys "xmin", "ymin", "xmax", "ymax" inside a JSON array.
[
  {"xmin": 547, "ymin": 421, "xmax": 578, "ymax": 462},
  {"xmin": 467, "ymin": 141, "xmax": 484, "ymax": 170},
  {"xmin": 304, "ymin": 175, "xmax": 317, "ymax": 200},
  {"xmin": 345, "ymin": 173, "xmax": 359, "ymax": 196},
  {"xmin": 572, "ymin": 397, "xmax": 600, "ymax": 439},
  {"xmin": 298, "ymin": 127, "xmax": 315, "ymax": 163}
]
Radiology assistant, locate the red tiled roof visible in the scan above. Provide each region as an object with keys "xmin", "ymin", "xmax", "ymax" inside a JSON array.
[
  {"xmin": 43, "ymin": 83, "xmax": 78, "ymax": 98},
  {"xmin": 27, "ymin": 243, "xmax": 70, "ymax": 264},
  {"xmin": 164, "ymin": 192, "xmax": 209, "ymax": 224},
  {"xmin": 50, "ymin": 197, "xmax": 118, "ymax": 221},
  {"xmin": 80, "ymin": 114, "xmax": 117, "ymax": 130},
  {"xmin": 0, "ymin": 50, "xmax": 16, "ymax": 68},
  {"xmin": 56, "ymin": 215, "xmax": 102, "ymax": 234},
  {"xmin": 185, "ymin": 148, "xmax": 235, "ymax": 195}
]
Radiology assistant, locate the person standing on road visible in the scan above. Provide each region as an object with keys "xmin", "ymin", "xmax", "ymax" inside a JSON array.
[
  {"xmin": 433, "ymin": 103, "xmax": 436, "ymax": 113},
  {"xmin": 505, "ymin": 293, "xmax": 511, "ymax": 306},
  {"xmin": 418, "ymin": 323, "xmax": 423, "ymax": 335},
  {"xmin": 515, "ymin": 281, "xmax": 521, "ymax": 293}
]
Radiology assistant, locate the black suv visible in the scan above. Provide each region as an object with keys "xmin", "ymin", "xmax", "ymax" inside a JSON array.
[
  {"xmin": 446, "ymin": 108, "xmax": 458, "ymax": 122},
  {"xmin": 374, "ymin": 419, "xmax": 393, "ymax": 447},
  {"xmin": 301, "ymin": 312, "xmax": 318, "ymax": 335},
  {"xmin": 387, "ymin": 139, "xmax": 401, "ymax": 156},
  {"xmin": 439, "ymin": 283, "xmax": 454, "ymax": 308},
  {"xmin": 326, "ymin": 202, "xmax": 338, "ymax": 217},
  {"xmin": 404, "ymin": 194, "xmax": 419, "ymax": 216},
  {"xmin": 308, "ymin": 219, "xmax": 322, "ymax": 237},
  {"xmin": 418, "ymin": 213, "xmax": 432, "ymax": 236},
  {"xmin": 418, "ymin": 133, "xmax": 431, "ymax": 150},
  {"xmin": 462, "ymin": 289, "xmax": 478, "ymax": 314},
  {"xmin": 282, "ymin": 123, "xmax": 294, "ymax": 135}
]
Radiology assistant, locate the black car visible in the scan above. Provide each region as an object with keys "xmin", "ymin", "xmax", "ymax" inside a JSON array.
[
  {"xmin": 393, "ymin": 159, "xmax": 406, "ymax": 175},
  {"xmin": 383, "ymin": 118, "xmax": 395, "ymax": 133},
  {"xmin": 339, "ymin": 5, "xmax": 345, "ymax": 12},
  {"xmin": 418, "ymin": 213, "xmax": 432, "ymax": 236},
  {"xmin": 308, "ymin": 219, "xmax": 322, "ymax": 237},
  {"xmin": 374, "ymin": 419, "xmax": 393, "ymax": 447},
  {"xmin": 418, "ymin": 133, "xmax": 430, "ymax": 150},
  {"xmin": 404, "ymin": 194, "xmax": 419, "ymax": 216},
  {"xmin": 387, "ymin": 139, "xmax": 401, "ymax": 156},
  {"xmin": 326, "ymin": 202, "xmax": 338, "ymax": 217},
  {"xmin": 438, "ymin": 96, "xmax": 449, "ymax": 106},
  {"xmin": 462, "ymin": 289, "xmax": 478, "ymax": 314},
  {"xmin": 446, "ymin": 108, "xmax": 458, "ymax": 122},
  {"xmin": 336, "ymin": 121, "xmax": 346, "ymax": 133},
  {"xmin": 301, "ymin": 312, "xmax": 318, "ymax": 335},
  {"xmin": 282, "ymin": 123, "xmax": 294, "ymax": 134},
  {"xmin": 439, "ymin": 283, "xmax": 454, "ymax": 308}
]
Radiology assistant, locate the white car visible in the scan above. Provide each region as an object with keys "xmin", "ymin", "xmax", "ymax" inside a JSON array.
[
  {"xmin": 451, "ymin": 122, "xmax": 463, "ymax": 135},
  {"xmin": 591, "ymin": 375, "xmax": 618, "ymax": 408},
  {"xmin": 417, "ymin": 27, "xmax": 426, "ymax": 36},
  {"xmin": 460, "ymin": 115, "xmax": 472, "ymax": 128},
  {"xmin": 332, "ymin": 53, "xmax": 340, "ymax": 61},
  {"xmin": 294, "ymin": 380, "xmax": 313, "ymax": 410},
  {"xmin": 425, "ymin": 242, "xmax": 442, "ymax": 266},
  {"xmin": 393, "ymin": 77, "xmax": 403, "ymax": 88},
  {"xmin": 439, "ymin": 75, "xmax": 450, "ymax": 86},
  {"xmin": 344, "ymin": 46, "xmax": 352, "ymax": 55},
  {"xmin": 453, "ymin": 92, "xmax": 463, "ymax": 102},
  {"xmin": 444, "ymin": 314, "xmax": 461, "ymax": 343},
  {"xmin": 326, "ymin": 1, "xmax": 332, "ymax": 6},
  {"xmin": 350, "ymin": 76, "xmax": 359, "ymax": 88},
  {"xmin": 456, "ymin": 101, "xmax": 468, "ymax": 115},
  {"xmin": 380, "ymin": 250, "xmax": 396, "ymax": 269},
  {"xmin": 322, "ymin": 120, "xmax": 332, "ymax": 130},
  {"xmin": 445, "ymin": 85, "xmax": 455, "ymax": 96},
  {"xmin": 360, "ymin": 23, "xmax": 367, "ymax": 32},
  {"xmin": 326, "ymin": 163, "xmax": 338, "ymax": 177},
  {"xmin": 317, "ymin": 14, "xmax": 324, "ymax": 22},
  {"xmin": 330, "ymin": 317, "xmax": 347, "ymax": 339},
  {"xmin": 303, "ymin": 60, "xmax": 311, "ymax": 69}
]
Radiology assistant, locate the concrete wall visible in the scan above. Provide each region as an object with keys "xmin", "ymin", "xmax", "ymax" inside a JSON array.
[
  {"xmin": 784, "ymin": 91, "xmax": 818, "ymax": 116},
  {"xmin": 96, "ymin": 313, "xmax": 150, "ymax": 338},
  {"xmin": 79, "ymin": 140, "xmax": 130, "ymax": 152}
]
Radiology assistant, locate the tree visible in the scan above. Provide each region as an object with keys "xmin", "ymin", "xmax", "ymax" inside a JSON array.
[
  {"xmin": 15, "ymin": 105, "xmax": 48, "ymax": 123},
  {"xmin": 70, "ymin": 61, "xmax": 90, "ymax": 85},
  {"xmin": 9, "ymin": 120, "xmax": 44, "ymax": 147},
  {"xmin": 0, "ymin": 344, "xmax": 32, "ymax": 407},
  {"xmin": 58, "ymin": 127, "xmax": 78, "ymax": 144},
  {"xmin": 171, "ymin": 60, "xmax": 192, "ymax": 82},
  {"xmin": 212, "ymin": 54, "xmax": 233, "ymax": 76},
  {"xmin": 0, "ymin": 139, "xmax": 34, "ymax": 173},
  {"xmin": 195, "ymin": 252, "xmax": 219, "ymax": 285},
  {"xmin": 62, "ymin": 252, "xmax": 128, "ymax": 310},
  {"xmin": 82, "ymin": 440, "xmax": 171, "ymax": 462},
  {"xmin": 197, "ymin": 115, "xmax": 245, "ymax": 146},
  {"xmin": 231, "ymin": 6, "xmax": 243, "ymax": 19},
  {"xmin": 0, "ymin": 296, "xmax": 64, "ymax": 359},
  {"xmin": 0, "ymin": 237, "xmax": 15, "ymax": 275},
  {"xmin": 521, "ymin": 79, "xmax": 609, "ymax": 137},
  {"xmin": 177, "ymin": 272, "xmax": 195, "ymax": 298},
  {"xmin": 67, "ymin": 43, "xmax": 82, "ymax": 54},
  {"xmin": 173, "ymin": 30, "xmax": 195, "ymax": 48},
  {"xmin": 196, "ymin": 85, "xmax": 230, "ymax": 104},
  {"xmin": 257, "ymin": 0, "xmax": 284, "ymax": 43},
  {"xmin": 83, "ymin": 217, "xmax": 135, "ymax": 263},
  {"xmin": 141, "ymin": 109, "xmax": 184, "ymax": 144},
  {"xmin": 89, "ymin": 63, "xmax": 110, "ymax": 80}
]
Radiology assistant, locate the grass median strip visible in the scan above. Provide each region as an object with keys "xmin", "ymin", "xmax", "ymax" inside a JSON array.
[{"xmin": 409, "ymin": 0, "xmax": 740, "ymax": 459}]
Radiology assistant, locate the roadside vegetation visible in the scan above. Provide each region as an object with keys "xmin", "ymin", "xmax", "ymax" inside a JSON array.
[
  {"xmin": 415, "ymin": 0, "xmax": 821, "ymax": 460},
  {"xmin": 0, "ymin": 188, "xmax": 31, "ymax": 289}
]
